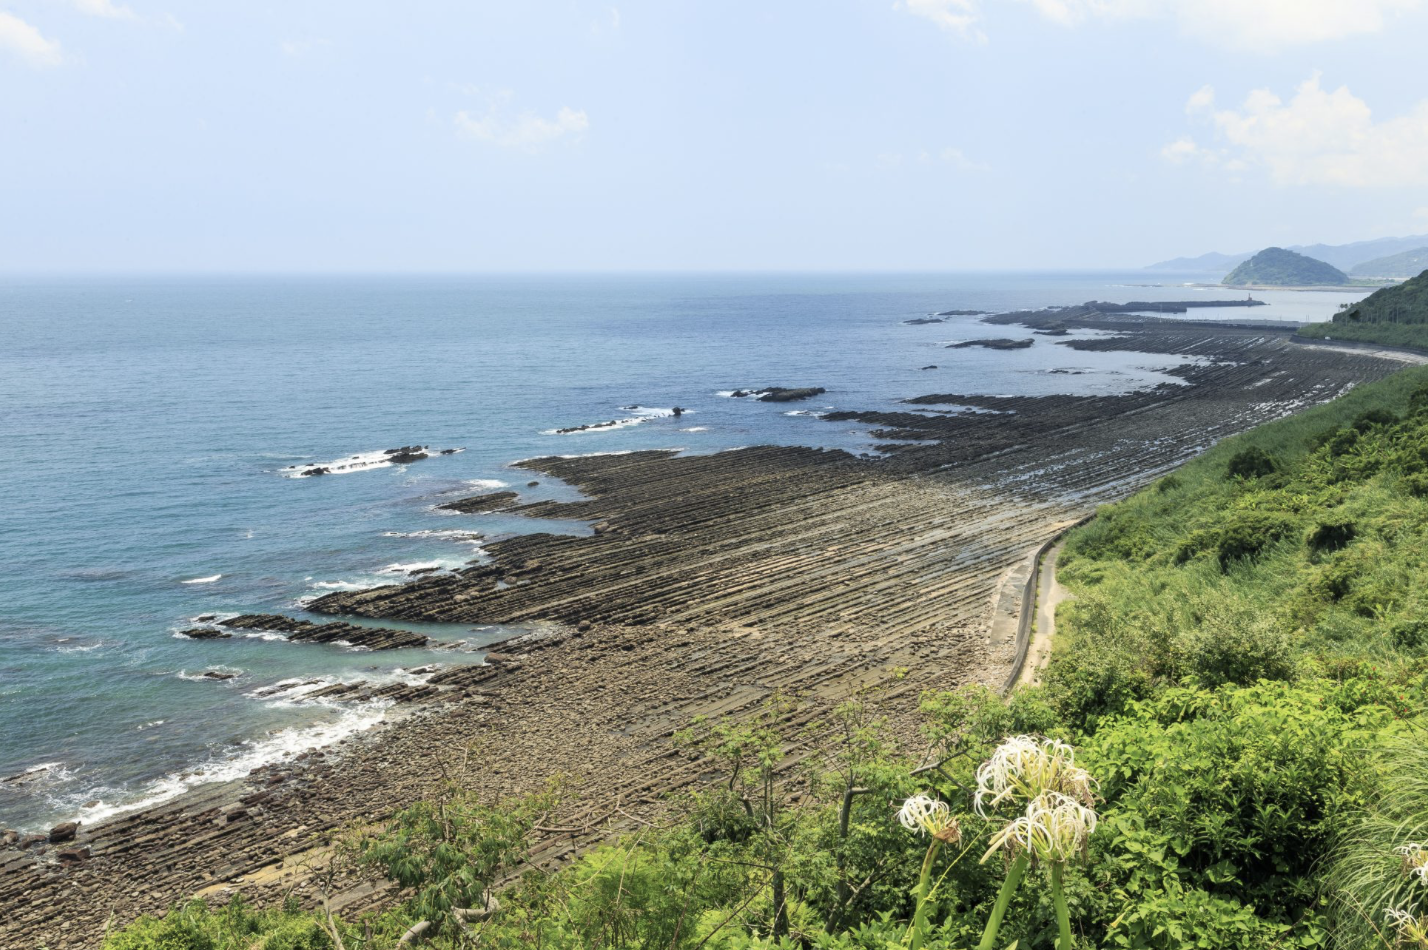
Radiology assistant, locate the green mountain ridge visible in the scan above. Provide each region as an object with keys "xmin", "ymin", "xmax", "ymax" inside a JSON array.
[
  {"xmin": 1223, "ymin": 246, "xmax": 1349, "ymax": 286},
  {"xmin": 1146, "ymin": 233, "xmax": 1428, "ymax": 272},
  {"xmin": 1350, "ymin": 246, "xmax": 1428, "ymax": 277}
]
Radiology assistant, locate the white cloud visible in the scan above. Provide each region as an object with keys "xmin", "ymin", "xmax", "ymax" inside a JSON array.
[
  {"xmin": 901, "ymin": 0, "xmax": 1424, "ymax": 49},
  {"xmin": 69, "ymin": 0, "xmax": 138, "ymax": 19},
  {"xmin": 1165, "ymin": 0, "xmax": 1422, "ymax": 50},
  {"xmin": 1416, "ymin": 207, "xmax": 1428, "ymax": 223},
  {"xmin": 1160, "ymin": 136, "xmax": 1205, "ymax": 164},
  {"xmin": 1168, "ymin": 74, "xmax": 1428, "ymax": 187},
  {"xmin": 896, "ymin": 0, "xmax": 986, "ymax": 41},
  {"xmin": 455, "ymin": 103, "xmax": 590, "ymax": 151},
  {"xmin": 1185, "ymin": 84, "xmax": 1215, "ymax": 114},
  {"xmin": 0, "ymin": 12, "xmax": 64, "ymax": 67}
]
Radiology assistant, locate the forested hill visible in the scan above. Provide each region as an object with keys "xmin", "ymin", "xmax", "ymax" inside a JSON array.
[
  {"xmin": 1300, "ymin": 268, "xmax": 1428, "ymax": 348},
  {"xmin": 1223, "ymin": 247, "xmax": 1349, "ymax": 286}
]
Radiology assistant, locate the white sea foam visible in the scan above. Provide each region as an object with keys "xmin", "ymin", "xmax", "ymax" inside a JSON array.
[
  {"xmin": 783, "ymin": 410, "xmax": 824, "ymax": 417},
  {"xmin": 137, "ymin": 720, "xmax": 166, "ymax": 731},
  {"xmin": 680, "ymin": 426, "xmax": 709, "ymax": 432},
  {"xmin": 464, "ymin": 479, "xmax": 509, "ymax": 490},
  {"xmin": 308, "ymin": 579, "xmax": 378, "ymax": 592},
  {"xmin": 377, "ymin": 558, "xmax": 465, "ymax": 576},
  {"xmin": 514, "ymin": 450, "xmax": 638, "ymax": 463},
  {"xmin": 56, "ymin": 701, "xmax": 392, "ymax": 828},
  {"xmin": 382, "ymin": 529, "xmax": 486, "ymax": 548},
  {"xmin": 240, "ymin": 630, "xmax": 290, "ymax": 642},
  {"xmin": 181, "ymin": 574, "xmax": 222, "ymax": 585},
  {"xmin": 54, "ymin": 641, "xmax": 104, "ymax": 654},
  {"xmin": 27, "ymin": 762, "xmax": 63, "ymax": 774}
]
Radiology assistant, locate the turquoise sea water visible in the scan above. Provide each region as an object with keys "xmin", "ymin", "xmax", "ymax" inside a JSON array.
[{"xmin": 0, "ymin": 273, "xmax": 1369, "ymax": 831}]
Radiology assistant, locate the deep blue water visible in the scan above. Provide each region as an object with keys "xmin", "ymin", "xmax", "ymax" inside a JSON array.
[{"xmin": 0, "ymin": 273, "xmax": 1369, "ymax": 830}]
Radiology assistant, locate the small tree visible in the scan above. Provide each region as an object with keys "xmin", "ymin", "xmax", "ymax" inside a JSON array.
[
  {"xmin": 353, "ymin": 781, "xmax": 559, "ymax": 937},
  {"xmin": 676, "ymin": 692, "xmax": 800, "ymax": 939}
]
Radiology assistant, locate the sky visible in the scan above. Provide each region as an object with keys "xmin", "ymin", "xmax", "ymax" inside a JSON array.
[{"xmin": 2, "ymin": 0, "xmax": 1428, "ymax": 272}]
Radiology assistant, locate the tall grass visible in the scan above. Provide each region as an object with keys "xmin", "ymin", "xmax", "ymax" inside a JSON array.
[{"xmin": 1324, "ymin": 738, "xmax": 1428, "ymax": 949}]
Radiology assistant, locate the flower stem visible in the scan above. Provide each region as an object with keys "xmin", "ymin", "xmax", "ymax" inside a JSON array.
[
  {"xmin": 1052, "ymin": 862, "xmax": 1072, "ymax": 949},
  {"xmin": 909, "ymin": 840, "xmax": 942, "ymax": 950},
  {"xmin": 976, "ymin": 853, "xmax": 1029, "ymax": 950}
]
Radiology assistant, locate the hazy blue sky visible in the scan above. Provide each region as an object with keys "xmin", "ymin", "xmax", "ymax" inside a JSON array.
[{"xmin": 3, "ymin": 0, "xmax": 1427, "ymax": 271}]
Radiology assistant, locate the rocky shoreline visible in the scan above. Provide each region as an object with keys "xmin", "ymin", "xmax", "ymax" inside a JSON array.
[{"xmin": 1, "ymin": 307, "xmax": 1411, "ymax": 949}]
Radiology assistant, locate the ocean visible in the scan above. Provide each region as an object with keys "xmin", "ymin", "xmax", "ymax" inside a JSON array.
[{"xmin": 0, "ymin": 272, "xmax": 1369, "ymax": 831}]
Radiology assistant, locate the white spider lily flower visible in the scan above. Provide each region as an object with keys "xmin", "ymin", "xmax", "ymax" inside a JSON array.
[
  {"xmin": 1386, "ymin": 907, "xmax": 1416, "ymax": 931},
  {"xmin": 1398, "ymin": 843, "xmax": 1428, "ymax": 886},
  {"xmin": 1385, "ymin": 906, "xmax": 1428, "ymax": 943},
  {"xmin": 974, "ymin": 735, "xmax": 1098, "ymax": 817},
  {"xmin": 983, "ymin": 791, "xmax": 1098, "ymax": 866},
  {"xmin": 897, "ymin": 794, "xmax": 962, "ymax": 843}
]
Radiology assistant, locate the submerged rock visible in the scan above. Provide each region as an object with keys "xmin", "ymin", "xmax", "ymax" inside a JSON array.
[{"xmin": 179, "ymin": 628, "xmax": 232, "ymax": 640}]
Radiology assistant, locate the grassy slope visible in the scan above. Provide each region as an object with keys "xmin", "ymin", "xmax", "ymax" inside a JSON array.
[{"xmin": 1058, "ymin": 365, "xmax": 1428, "ymax": 670}]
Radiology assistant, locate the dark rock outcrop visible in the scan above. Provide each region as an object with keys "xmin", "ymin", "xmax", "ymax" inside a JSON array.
[
  {"xmin": 48, "ymin": 823, "xmax": 78, "ymax": 844},
  {"xmin": 949, "ymin": 338, "xmax": 1034, "ymax": 350},
  {"xmin": 179, "ymin": 628, "xmax": 232, "ymax": 640},
  {"xmin": 384, "ymin": 446, "xmax": 430, "ymax": 464},
  {"xmin": 438, "ymin": 491, "xmax": 519, "ymax": 514},
  {"xmin": 756, "ymin": 387, "xmax": 826, "ymax": 402}
]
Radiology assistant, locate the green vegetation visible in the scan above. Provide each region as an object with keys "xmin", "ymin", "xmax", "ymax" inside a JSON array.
[
  {"xmin": 1300, "ymin": 268, "xmax": 1428, "ymax": 348},
  {"xmin": 1351, "ymin": 248, "xmax": 1428, "ymax": 279},
  {"xmin": 1224, "ymin": 247, "xmax": 1349, "ymax": 287},
  {"xmin": 105, "ymin": 368, "xmax": 1428, "ymax": 949}
]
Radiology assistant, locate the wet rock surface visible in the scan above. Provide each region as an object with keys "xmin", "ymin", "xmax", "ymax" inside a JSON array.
[{"xmin": 438, "ymin": 491, "xmax": 520, "ymax": 513}]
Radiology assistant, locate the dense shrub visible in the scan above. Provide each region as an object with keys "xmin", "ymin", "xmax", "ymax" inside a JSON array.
[
  {"xmin": 1215, "ymin": 512, "xmax": 1295, "ymax": 567},
  {"xmin": 1226, "ymin": 445, "xmax": 1277, "ymax": 479},
  {"xmin": 103, "ymin": 898, "xmax": 334, "ymax": 950},
  {"xmin": 1307, "ymin": 515, "xmax": 1356, "ymax": 553}
]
